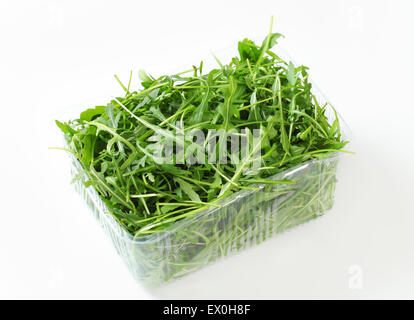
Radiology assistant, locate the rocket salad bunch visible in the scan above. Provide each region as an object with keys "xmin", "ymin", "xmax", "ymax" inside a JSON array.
[{"xmin": 56, "ymin": 21, "xmax": 349, "ymax": 237}]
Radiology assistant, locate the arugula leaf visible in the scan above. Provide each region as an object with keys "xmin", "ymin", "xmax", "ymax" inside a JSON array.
[
  {"xmin": 174, "ymin": 178, "xmax": 201, "ymax": 203},
  {"xmin": 287, "ymin": 61, "xmax": 297, "ymax": 86},
  {"xmin": 80, "ymin": 105, "xmax": 106, "ymax": 122}
]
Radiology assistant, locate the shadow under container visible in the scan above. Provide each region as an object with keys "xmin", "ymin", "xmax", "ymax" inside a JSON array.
[{"xmin": 70, "ymin": 152, "xmax": 341, "ymax": 288}]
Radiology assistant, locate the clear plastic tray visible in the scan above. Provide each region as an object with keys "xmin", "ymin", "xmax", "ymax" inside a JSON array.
[
  {"xmin": 69, "ymin": 152, "xmax": 341, "ymax": 287},
  {"xmin": 62, "ymin": 42, "xmax": 349, "ymax": 288}
]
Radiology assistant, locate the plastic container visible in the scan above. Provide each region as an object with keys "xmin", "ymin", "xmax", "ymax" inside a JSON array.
[
  {"xmin": 62, "ymin": 42, "xmax": 349, "ymax": 288},
  {"xmin": 69, "ymin": 151, "xmax": 341, "ymax": 287}
]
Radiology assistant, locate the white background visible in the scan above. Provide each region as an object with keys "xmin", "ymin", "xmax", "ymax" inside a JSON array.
[{"xmin": 1, "ymin": 0, "xmax": 413, "ymax": 299}]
